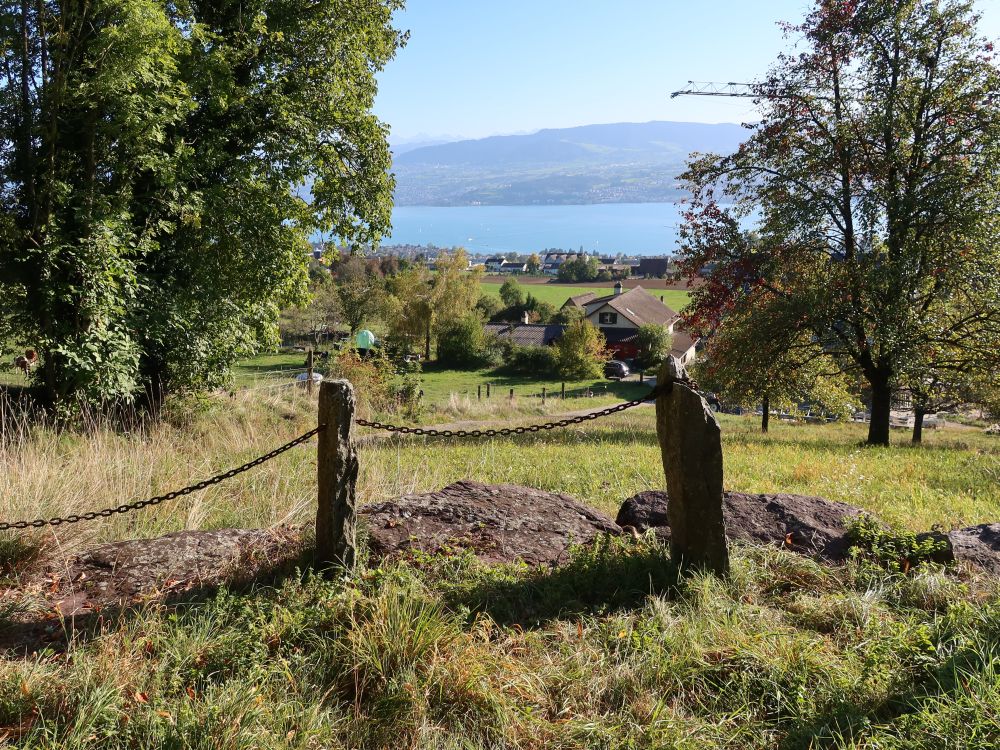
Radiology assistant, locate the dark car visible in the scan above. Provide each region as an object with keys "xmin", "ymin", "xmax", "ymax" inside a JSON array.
[{"xmin": 603, "ymin": 360, "xmax": 630, "ymax": 380}]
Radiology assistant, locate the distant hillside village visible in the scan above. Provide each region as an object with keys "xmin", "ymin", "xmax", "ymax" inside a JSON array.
[{"xmin": 311, "ymin": 243, "xmax": 685, "ymax": 282}]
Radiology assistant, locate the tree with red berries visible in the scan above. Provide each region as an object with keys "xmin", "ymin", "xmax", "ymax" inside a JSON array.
[{"xmin": 680, "ymin": 0, "xmax": 1000, "ymax": 445}]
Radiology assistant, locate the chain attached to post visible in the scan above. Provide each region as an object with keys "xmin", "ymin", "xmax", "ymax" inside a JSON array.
[
  {"xmin": 0, "ymin": 426, "xmax": 324, "ymax": 532},
  {"xmin": 355, "ymin": 386, "xmax": 663, "ymax": 439}
]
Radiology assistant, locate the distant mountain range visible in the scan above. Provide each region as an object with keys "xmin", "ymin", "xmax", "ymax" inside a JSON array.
[{"xmin": 391, "ymin": 121, "xmax": 749, "ymax": 206}]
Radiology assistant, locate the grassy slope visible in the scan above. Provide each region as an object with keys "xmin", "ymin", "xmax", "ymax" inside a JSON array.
[
  {"xmin": 480, "ymin": 282, "xmax": 691, "ymax": 311},
  {"xmin": 3, "ymin": 392, "xmax": 1000, "ymax": 748}
]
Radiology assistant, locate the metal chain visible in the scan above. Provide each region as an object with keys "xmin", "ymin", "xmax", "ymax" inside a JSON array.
[
  {"xmin": 0, "ymin": 426, "xmax": 325, "ymax": 532},
  {"xmin": 355, "ymin": 385, "xmax": 670, "ymax": 439}
]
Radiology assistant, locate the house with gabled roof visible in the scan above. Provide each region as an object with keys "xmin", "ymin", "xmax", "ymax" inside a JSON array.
[{"xmin": 562, "ymin": 282, "xmax": 697, "ymax": 364}]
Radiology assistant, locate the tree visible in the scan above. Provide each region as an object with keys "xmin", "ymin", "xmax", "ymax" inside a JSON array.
[
  {"xmin": 526, "ymin": 253, "xmax": 542, "ymax": 274},
  {"xmin": 436, "ymin": 314, "xmax": 490, "ymax": 368},
  {"xmin": 386, "ymin": 250, "xmax": 481, "ymax": 359},
  {"xmin": 679, "ymin": 0, "xmax": 1000, "ymax": 445},
  {"xmin": 0, "ymin": 0, "xmax": 404, "ymax": 406},
  {"xmin": 555, "ymin": 320, "xmax": 606, "ymax": 379},
  {"xmin": 694, "ymin": 292, "xmax": 858, "ymax": 432},
  {"xmin": 499, "ymin": 278, "xmax": 524, "ymax": 309},
  {"xmin": 280, "ymin": 280, "xmax": 341, "ymax": 345},
  {"xmin": 335, "ymin": 255, "xmax": 386, "ymax": 333},
  {"xmin": 557, "ymin": 256, "xmax": 600, "ymax": 283},
  {"xmin": 635, "ymin": 324, "xmax": 672, "ymax": 372}
]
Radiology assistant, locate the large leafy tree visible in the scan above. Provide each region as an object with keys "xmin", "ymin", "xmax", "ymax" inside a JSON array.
[
  {"xmin": 0, "ymin": 0, "xmax": 404, "ymax": 406},
  {"xmin": 386, "ymin": 250, "xmax": 482, "ymax": 359},
  {"xmin": 694, "ymin": 287, "xmax": 858, "ymax": 432},
  {"xmin": 680, "ymin": 0, "xmax": 1000, "ymax": 445}
]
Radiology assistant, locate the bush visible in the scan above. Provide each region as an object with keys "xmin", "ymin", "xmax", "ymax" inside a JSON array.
[
  {"xmin": 635, "ymin": 323, "xmax": 672, "ymax": 371},
  {"xmin": 436, "ymin": 315, "xmax": 490, "ymax": 369},
  {"xmin": 500, "ymin": 344, "xmax": 558, "ymax": 376},
  {"xmin": 555, "ymin": 320, "xmax": 606, "ymax": 379}
]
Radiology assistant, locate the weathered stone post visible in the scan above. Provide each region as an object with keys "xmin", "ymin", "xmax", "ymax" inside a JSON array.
[
  {"xmin": 316, "ymin": 379, "xmax": 358, "ymax": 572},
  {"xmin": 655, "ymin": 357, "xmax": 729, "ymax": 576}
]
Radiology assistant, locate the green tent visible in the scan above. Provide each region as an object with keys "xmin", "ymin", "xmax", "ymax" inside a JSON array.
[{"xmin": 355, "ymin": 329, "xmax": 376, "ymax": 350}]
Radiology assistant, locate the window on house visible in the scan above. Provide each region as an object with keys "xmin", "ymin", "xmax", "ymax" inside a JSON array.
[{"xmin": 598, "ymin": 312, "xmax": 618, "ymax": 325}]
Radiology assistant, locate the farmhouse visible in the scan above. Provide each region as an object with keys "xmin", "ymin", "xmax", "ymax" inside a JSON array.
[
  {"xmin": 484, "ymin": 322, "xmax": 565, "ymax": 347},
  {"xmin": 563, "ymin": 282, "xmax": 698, "ymax": 364}
]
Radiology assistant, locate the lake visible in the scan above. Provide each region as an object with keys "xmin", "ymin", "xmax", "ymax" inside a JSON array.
[{"xmin": 378, "ymin": 203, "xmax": 686, "ymax": 255}]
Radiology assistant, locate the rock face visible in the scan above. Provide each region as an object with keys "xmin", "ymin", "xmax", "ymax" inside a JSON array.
[
  {"xmin": 617, "ymin": 490, "xmax": 864, "ymax": 561},
  {"xmin": 654, "ymin": 357, "xmax": 729, "ymax": 574},
  {"xmin": 36, "ymin": 527, "xmax": 305, "ymax": 617},
  {"xmin": 946, "ymin": 524, "xmax": 1000, "ymax": 572},
  {"xmin": 359, "ymin": 480, "xmax": 621, "ymax": 567}
]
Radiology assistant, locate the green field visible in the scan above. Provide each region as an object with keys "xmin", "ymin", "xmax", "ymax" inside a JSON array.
[
  {"xmin": 411, "ymin": 363, "xmax": 649, "ymax": 407},
  {"xmin": 481, "ymin": 282, "xmax": 691, "ymax": 311},
  {"xmin": 231, "ymin": 352, "xmax": 311, "ymax": 387}
]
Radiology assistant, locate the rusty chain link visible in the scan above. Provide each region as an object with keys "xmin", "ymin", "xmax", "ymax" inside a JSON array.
[
  {"xmin": 355, "ymin": 384, "xmax": 671, "ymax": 439},
  {"xmin": 0, "ymin": 426, "xmax": 325, "ymax": 532}
]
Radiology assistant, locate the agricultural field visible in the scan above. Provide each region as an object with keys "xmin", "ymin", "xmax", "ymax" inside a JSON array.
[
  {"xmin": 2, "ymin": 388, "xmax": 1000, "ymax": 747},
  {"xmin": 480, "ymin": 282, "xmax": 691, "ymax": 312}
]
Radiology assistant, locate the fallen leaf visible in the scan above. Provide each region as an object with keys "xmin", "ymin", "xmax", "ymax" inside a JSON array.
[
  {"xmin": 134, "ymin": 692, "xmax": 149, "ymax": 705},
  {"xmin": 186, "ymin": 686, "xmax": 197, "ymax": 700},
  {"xmin": 19, "ymin": 681, "xmax": 30, "ymax": 698}
]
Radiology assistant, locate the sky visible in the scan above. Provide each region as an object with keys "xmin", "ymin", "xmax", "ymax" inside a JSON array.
[{"xmin": 375, "ymin": 0, "xmax": 1000, "ymax": 142}]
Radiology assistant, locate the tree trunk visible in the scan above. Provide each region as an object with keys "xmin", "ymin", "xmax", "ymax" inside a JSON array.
[
  {"xmin": 912, "ymin": 406, "xmax": 925, "ymax": 444},
  {"xmin": 761, "ymin": 393, "xmax": 770, "ymax": 433},
  {"xmin": 867, "ymin": 374, "xmax": 892, "ymax": 446}
]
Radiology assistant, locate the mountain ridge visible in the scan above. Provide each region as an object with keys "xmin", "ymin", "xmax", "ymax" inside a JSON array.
[{"xmin": 392, "ymin": 120, "xmax": 750, "ymax": 206}]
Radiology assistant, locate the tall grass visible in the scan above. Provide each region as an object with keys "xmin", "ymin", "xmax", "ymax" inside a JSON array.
[{"xmin": 2, "ymin": 541, "xmax": 999, "ymax": 748}]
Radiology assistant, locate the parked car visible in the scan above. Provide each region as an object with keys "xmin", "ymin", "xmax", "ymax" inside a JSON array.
[{"xmin": 603, "ymin": 360, "xmax": 630, "ymax": 380}]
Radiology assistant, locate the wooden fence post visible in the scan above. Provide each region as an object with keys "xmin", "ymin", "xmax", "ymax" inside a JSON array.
[
  {"xmin": 655, "ymin": 357, "xmax": 729, "ymax": 576},
  {"xmin": 509, "ymin": 388, "xmax": 514, "ymax": 403},
  {"xmin": 542, "ymin": 386, "xmax": 546, "ymax": 405},
  {"xmin": 486, "ymin": 383, "xmax": 491, "ymax": 399},
  {"xmin": 316, "ymin": 379, "xmax": 358, "ymax": 572},
  {"xmin": 477, "ymin": 384, "xmax": 482, "ymax": 401},
  {"xmin": 561, "ymin": 382, "xmax": 566, "ymax": 399},
  {"xmin": 306, "ymin": 348, "xmax": 315, "ymax": 395}
]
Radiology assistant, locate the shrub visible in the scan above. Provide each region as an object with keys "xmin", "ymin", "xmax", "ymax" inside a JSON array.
[
  {"xmin": 436, "ymin": 315, "xmax": 490, "ymax": 369},
  {"xmin": 555, "ymin": 320, "xmax": 606, "ymax": 379},
  {"xmin": 635, "ymin": 323, "xmax": 672, "ymax": 371},
  {"xmin": 846, "ymin": 516, "xmax": 950, "ymax": 574},
  {"xmin": 500, "ymin": 344, "xmax": 558, "ymax": 376}
]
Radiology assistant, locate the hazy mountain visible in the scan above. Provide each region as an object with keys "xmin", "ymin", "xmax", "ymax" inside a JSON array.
[{"xmin": 392, "ymin": 121, "xmax": 749, "ymax": 206}]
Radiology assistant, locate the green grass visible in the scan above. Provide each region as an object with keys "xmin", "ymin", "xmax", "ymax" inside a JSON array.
[
  {"xmin": 231, "ymin": 352, "xmax": 311, "ymax": 387},
  {"xmin": 411, "ymin": 362, "xmax": 650, "ymax": 408},
  {"xmin": 3, "ymin": 538, "xmax": 1000, "ymax": 748},
  {"xmin": 3, "ymin": 390, "xmax": 1000, "ymax": 748},
  {"xmin": 480, "ymin": 282, "xmax": 690, "ymax": 311}
]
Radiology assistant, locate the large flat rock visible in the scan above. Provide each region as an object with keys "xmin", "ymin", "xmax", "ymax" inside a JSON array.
[
  {"xmin": 360, "ymin": 480, "xmax": 621, "ymax": 567},
  {"xmin": 617, "ymin": 490, "xmax": 864, "ymax": 561},
  {"xmin": 616, "ymin": 490, "xmax": 1000, "ymax": 570}
]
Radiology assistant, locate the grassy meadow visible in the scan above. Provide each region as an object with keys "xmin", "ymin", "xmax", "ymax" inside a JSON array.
[
  {"xmin": 479, "ymin": 282, "xmax": 691, "ymax": 312},
  {"xmin": 2, "ymin": 388, "xmax": 1000, "ymax": 747}
]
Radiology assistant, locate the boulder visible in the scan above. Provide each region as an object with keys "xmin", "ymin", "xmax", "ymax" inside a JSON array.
[
  {"xmin": 946, "ymin": 524, "xmax": 1000, "ymax": 572},
  {"xmin": 33, "ymin": 527, "xmax": 306, "ymax": 616},
  {"xmin": 617, "ymin": 490, "xmax": 864, "ymax": 561},
  {"xmin": 360, "ymin": 480, "xmax": 621, "ymax": 567}
]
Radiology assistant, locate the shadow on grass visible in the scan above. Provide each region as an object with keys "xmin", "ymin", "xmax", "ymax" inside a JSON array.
[{"xmin": 441, "ymin": 536, "xmax": 680, "ymax": 627}]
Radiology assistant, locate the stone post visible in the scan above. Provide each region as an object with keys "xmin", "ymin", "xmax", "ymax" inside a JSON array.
[
  {"xmin": 316, "ymin": 379, "xmax": 358, "ymax": 572},
  {"xmin": 655, "ymin": 357, "xmax": 729, "ymax": 576}
]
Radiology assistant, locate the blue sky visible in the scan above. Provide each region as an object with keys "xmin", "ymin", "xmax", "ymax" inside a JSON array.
[{"xmin": 375, "ymin": 0, "xmax": 1000, "ymax": 142}]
